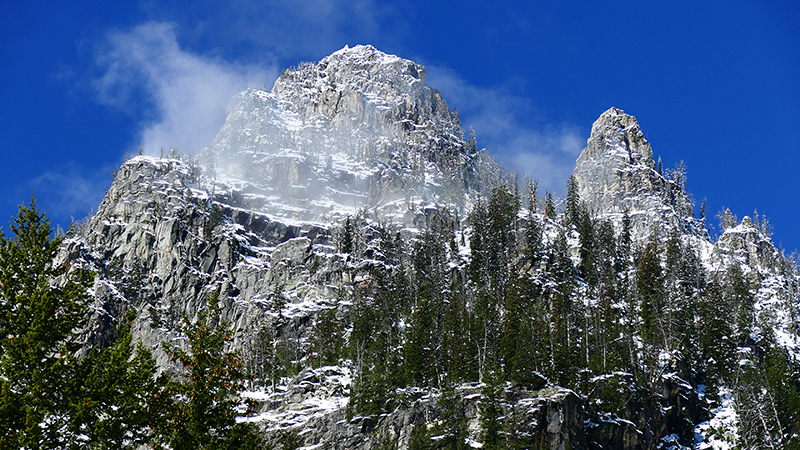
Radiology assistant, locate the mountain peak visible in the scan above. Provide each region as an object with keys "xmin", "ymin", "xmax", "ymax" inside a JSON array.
[
  {"xmin": 581, "ymin": 107, "xmax": 654, "ymax": 168},
  {"xmin": 322, "ymin": 44, "xmax": 426, "ymax": 83},
  {"xmin": 572, "ymin": 108, "xmax": 697, "ymax": 238},
  {"xmin": 201, "ymin": 46, "xmax": 479, "ymax": 224}
]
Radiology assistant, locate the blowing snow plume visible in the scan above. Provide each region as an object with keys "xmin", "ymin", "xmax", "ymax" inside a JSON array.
[
  {"xmin": 92, "ymin": 22, "xmax": 276, "ymax": 156},
  {"xmin": 426, "ymin": 65, "xmax": 584, "ymax": 195}
]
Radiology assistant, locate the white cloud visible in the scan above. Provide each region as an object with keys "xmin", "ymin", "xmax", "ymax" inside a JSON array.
[
  {"xmin": 426, "ymin": 66, "xmax": 585, "ymax": 194},
  {"xmin": 92, "ymin": 22, "xmax": 277, "ymax": 155}
]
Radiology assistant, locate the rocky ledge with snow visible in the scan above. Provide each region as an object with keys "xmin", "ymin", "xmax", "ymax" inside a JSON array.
[{"xmin": 56, "ymin": 46, "xmax": 799, "ymax": 450}]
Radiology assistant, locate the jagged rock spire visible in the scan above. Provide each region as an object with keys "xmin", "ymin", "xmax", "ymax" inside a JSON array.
[
  {"xmin": 571, "ymin": 108, "xmax": 700, "ymax": 239},
  {"xmin": 572, "ymin": 108, "xmax": 664, "ymax": 216},
  {"xmin": 201, "ymin": 45, "xmax": 485, "ymax": 224}
]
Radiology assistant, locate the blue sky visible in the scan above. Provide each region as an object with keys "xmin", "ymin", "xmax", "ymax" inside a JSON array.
[{"xmin": 1, "ymin": 1, "xmax": 798, "ymax": 251}]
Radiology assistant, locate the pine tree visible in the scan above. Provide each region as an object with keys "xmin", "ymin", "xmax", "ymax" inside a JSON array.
[
  {"xmin": 0, "ymin": 198, "xmax": 91, "ymax": 449},
  {"xmin": 466, "ymin": 127, "xmax": 478, "ymax": 155},
  {"xmin": 311, "ymin": 307, "xmax": 345, "ymax": 367},
  {"xmin": 342, "ymin": 216, "xmax": 354, "ymax": 254},
  {"xmin": 480, "ymin": 369, "xmax": 504, "ymax": 450},
  {"xmin": 160, "ymin": 292, "xmax": 262, "ymax": 449},
  {"xmin": 725, "ymin": 263, "xmax": 755, "ymax": 345},
  {"xmin": 565, "ymin": 174, "xmax": 581, "ymax": 228},
  {"xmin": 700, "ymin": 197, "xmax": 707, "ymax": 224},
  {"xmin": 637, "ymin": 241, "xmax": 666, "ymax": 349},
  {"xmin": 545, "ymin": 228, "xmax": 578, "ymax": 385},
  {"xmin": 435, "ymin": 383, "xmax": 470, "ymax": 450},
  {"xmin": 698, "ymin": 281, "xmax": 735, "ymax": 389},
  {"xmin": 544, "ymin": 191, "xmax": 556, "ymax": 220},
  {"xmin": 69, "ymin": 312, "xmax": 170, "ymax": 449}
]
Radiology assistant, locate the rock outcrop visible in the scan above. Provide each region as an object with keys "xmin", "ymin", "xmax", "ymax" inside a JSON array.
[
  {"xmin": 715, "ymin": 215, "xmax": 782, "ymax": 270},
  {"xmin": 572, "ymin": 108, "xmax": 698, "ymax": 240},
  {"xmin": 203, "ymin": 45, "xmax": 486, "ymax": 224},
  {"xmin": 249, "ymin": 370, "xmax": 587, "ymax": 450},
  {"xmin": 58, "ymin": 156, "xmax": 348, "ymax": 368}
]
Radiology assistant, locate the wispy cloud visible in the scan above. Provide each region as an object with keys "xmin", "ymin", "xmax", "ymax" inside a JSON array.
[
  {"xmin": 92, "ymin": 22, "xmax": 277, "ymax": 156},
  {"xmin": 426, "ymin": 66, "xmax": 585, "ymax": 194}
]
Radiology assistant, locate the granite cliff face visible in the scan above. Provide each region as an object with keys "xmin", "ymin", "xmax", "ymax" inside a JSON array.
[
  {"xmin": 55, "ymin": 48, "xmax": 799, "ymax": 450},
  {"xmin": 572, "ymin": 108, "xmax": 698, "ymax": 240},
  {"xmin": 203, "ymin": 45, "xmax": 484, "ymax": 224}
]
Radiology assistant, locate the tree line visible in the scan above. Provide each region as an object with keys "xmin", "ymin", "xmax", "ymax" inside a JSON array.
[{"xmin": 331, "ymin": 177, "xmax": 800, "ymax": 449}]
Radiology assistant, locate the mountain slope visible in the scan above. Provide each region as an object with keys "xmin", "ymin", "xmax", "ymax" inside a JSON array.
[{"xmin": 54, "ymin": 48, "xmax": 800, "ymax": 450}]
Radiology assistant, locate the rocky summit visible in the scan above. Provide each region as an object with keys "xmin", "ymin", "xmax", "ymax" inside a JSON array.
[
  {"xmin": 572, "ymin": 107, "xmax": 699, "ymax": 240},
  {"xmin": 49, "ymin": 46, "xmax": 800, "ymax": 450},
  {"xmin": 203, "ymin": 44, "xmax": 487, "ymax": 225}
]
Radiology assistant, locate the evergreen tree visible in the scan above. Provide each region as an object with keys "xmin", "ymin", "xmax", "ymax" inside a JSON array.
[
  {"xmin": 637, "ymin": 241, "xmax": 666, "ymax": 349},
  {"xmin": 698, "ymin": 281, "xmax": 735, "ymax": 389},
  {"xmin": 160, "ymin": 292, "xmax": 263, "ymax": 449},
  {"xmin": 485, "ymin": 185, "xmax": 519, "ymax": 285},
  {"xmin": 565, "ymin": 174, "xmax": 581, "ymax": 228},
  {"xmin": 724, "ymin": 263, "xmax": 755, "ymax": 345},
  {"xmin": 545, "ymin": 228, "xmax": 578, "ymax": 385},
  {"xmin": 435, "ymin": 384, "xmax": 470, "ymax": 450},
  {"xmin": 311, "ymin": 307, "xmax": 345, "ymax": 367},
  {"xmin": 577, "ymin": 206, "xmax": 595, "ymax": 285},
  {"xmin": 763, "ymin": 344, "xmax": 800, "ymax": 448},
  {"xmin": 408, "ymin": 423, "xmax": 434, "ymax": 450},
  {"xmin": 544, "ymin": 191, "xmax": 556, "ymax": 220},
  {"xmin": 480, "ymin": 369, "xmax": 504, "ymax": 450},
  {"xmin": 466, "ymin": 127, "xmax": 478, "ymax": 155},
  {"xmin": 700, "ymin": 197, "xmax": 707, "ymax": 223},
  {"xmin": 342, "ymin": 216, "xmax": 354, "ymax": 254},
  {"xmin": 0, "ymin": 198, "xmax": 91, "ymax": 449},
  {"xmin": 69, "ymin": 312, "xmax": 170, "ymax": 449}
]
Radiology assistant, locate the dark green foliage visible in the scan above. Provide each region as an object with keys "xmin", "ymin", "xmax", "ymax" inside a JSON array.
[
  {"xmin": 725, "ymin": 263, "xmax": 755, "ymax": 345},
  {"xmin": 277, "ymin": 429, "xmax": 303, "ymax": 450},
  {"xmin": 246, "ymin": 326, "xmax": 277, "ymax": 387},
  {"xmin": 565, "ymin": 174, "xmax": 581, "ymax": 229},
  {"xmin": 637, "ymin": 241, "xmax": 666, "ymax": 348},
  {"xmin": 763, "ymin": 345, "xmax": 800, "ymax": 448},
  {"xmin": 698, "ymin": 281, "xmax": 735, "ymax": 386},
  {"xmin": 480, "ymin": 370, "xmax": 504, "ymax": 450},
  {"xmin": 434, "ymin": 384, "xmax": 470, "ymax": 450},
  {"xmin": 0, "ymin": 198, "xmax": 91, "ymax": 449},
  {"xmin": 342, "ymin": 215, "xmax": 354, "ymax": 254},
  {"xmin": 205, "ymin": 204, "xmax": 225, "ymax": 237},
  {"xmin": 544, "ymin": 191, "xmax": 556, "ymax": 220},
  {"xmin": 577, "ymin": 205, "xmax": 595, "ymax": 285},
  {"xmin": 160, "ymin": 292, "xmax": 263, "ymax": 449},
  {"xmin": 349, "ymin": 251, "xmax": 407, "ymax": 417},
  {"xmin": 69, "ymin": 312, "xmax": 169, "ymax": 449},
  {"xmin": 311, "ymin": 307, "xmax": 345, "ymax": 367},
  {"xmin": 408, "ymin": 423, "xmax": 434, "ymax": 450},
  {"xmin": 545, "ymin": 228, "xmax": 578, "ymax": 385}
]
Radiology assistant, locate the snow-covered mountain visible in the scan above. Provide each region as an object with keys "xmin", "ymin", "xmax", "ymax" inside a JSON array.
[
  {"xmin": 572, "ymin": 107, "xmax": 700, "ymax": 240},
  {"xmin": 56, "ymin": 46, "xmax": 799, "ymax": 450},
  {"xmin": 201, "ymin": 44, "xmax": 487, "ymax": 225}
]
